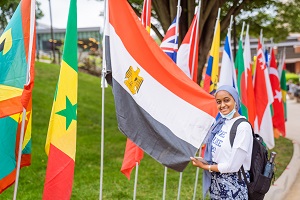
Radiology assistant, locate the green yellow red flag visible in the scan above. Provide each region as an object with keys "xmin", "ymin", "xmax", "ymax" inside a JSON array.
[{"xmin": 43, "ymin": 0, "xmax": 77, "ymax": 199}]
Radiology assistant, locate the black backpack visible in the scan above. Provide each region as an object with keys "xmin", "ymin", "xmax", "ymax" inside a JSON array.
[{"xmin": 230, "ymin": 118, "xmax": 273, "ymax": 200}]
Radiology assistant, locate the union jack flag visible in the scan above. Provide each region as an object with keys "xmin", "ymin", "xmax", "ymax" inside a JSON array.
[{"xmin": 160, "ymin": 13, "xmax": 180, "ymax": 62}]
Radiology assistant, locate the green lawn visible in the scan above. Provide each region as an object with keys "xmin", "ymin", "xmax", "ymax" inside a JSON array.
[{"xmin": 1, "ymin": 62, "xmax": 293, "ymax": 199}]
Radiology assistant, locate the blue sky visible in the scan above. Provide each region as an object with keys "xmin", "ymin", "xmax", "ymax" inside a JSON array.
[{"xmin": 37, "ymin": 0, "xmax": 104, "ymax": 28}]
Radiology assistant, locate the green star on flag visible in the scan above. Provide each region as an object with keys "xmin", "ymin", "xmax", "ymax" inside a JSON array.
[{"xmin": 56, "ymin": 96, "xmax": 77, "ymax": 130}]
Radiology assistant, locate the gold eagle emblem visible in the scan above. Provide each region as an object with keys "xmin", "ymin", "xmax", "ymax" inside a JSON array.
[{"xmin": 124, "ymin": 66, "xmax": 144, "ymax": 95}]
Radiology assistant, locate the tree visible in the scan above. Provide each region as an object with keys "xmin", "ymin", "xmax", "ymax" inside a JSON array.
[
  {"xmin": 0, "ymin": 0, "xmax": 44, "ymax": 30},
  {"xmin": 129, "ymin": 0, "xmax": 299, "ymax": 84}
]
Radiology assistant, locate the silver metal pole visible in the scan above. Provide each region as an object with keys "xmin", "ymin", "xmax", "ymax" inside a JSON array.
[
  {"xmin": 174, "ymin": 0, "xmax": 181, "ymax": 46},
  {"xmin": 192, "ymin": 148, "xmax": 202, "ymax": 200},
  {"xmin": 13, "ymin": 109, "xmax": 27, "ymax": 200},
  {"xmin": 192, "ymin": 168, "xmax": 200, "ymax": 200},
  {"xmin": 162, "ymin": 167, "xmax": 168, "ymax": 200},
  {"xmin": 133, "ymin": 162, "xmax": 139, "ymax": 200},
  {"xmin": 240, "ymin": 21, "xmax": 245, "ymax": 42},
  {"xmin": 99, "ymin": 0, "xmax": 108, "ymax": 199},
  {"xmin": 99, "ymin": 70, "xmax": 106, "ymax": 200},
  {"xmin": 177, "ymin": 172, "xmax": 183, "ymax": 200},
  {"xmin": 48, "ymin": 0, "xmax": 56, "ymax": 64}
]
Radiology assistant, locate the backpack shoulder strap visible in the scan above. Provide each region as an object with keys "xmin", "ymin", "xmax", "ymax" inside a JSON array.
[
  {"xmin": 230, "ymin": 117, "xmax": 254, "ymax": 185},
  {"xmin": 229, "ymin": 118, "xmax": 248, "ymax": 147}
]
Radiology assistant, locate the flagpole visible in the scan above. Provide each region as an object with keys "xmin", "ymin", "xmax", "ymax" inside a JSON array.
[
  {"xmin": 99, "ymin": 0, "xmax": 108, "ymax": 199},
  {"xmin": 245, "ymin": 23, "xmax": 250, "ymax": 89},
  {"xmin": 48, "ymin": 0, "xmax": 56, "ymax": 64},
  {"xmin": 269, "ymin": 38, "xmax": 274, "ymax": 67},
  {"xmin": 278, "ymin": 48, "xmax": 286, "ymax": 78},
  {"xmin": 99, "ymin": 45, "xmax": 106, "ymax": 200},
  {"xmin": 229, "ymin": 15, "xmax": 237, "ymax": 88},
  {"xmin": 177, "ymin": 172, "xmax": 183, "ymax": 200},
  {"xmin": 174, "ymin": 0, "xmax": 181, "ymax": 47},
  {"xmin": 13, "ymin": 1, "xmax": 35, "ymax": 199},
  {"xmin": 99, "ymin": 47, "xmax": 106, "ymax": 200},
  {"xmin": 246, "ymin": 24, "xmax": 249, "ymax": 42},
  {"xmin": 278, "ymin": 50, "xmax": 283, "ymax": 78},
  {"xmin": 191, "ymin": 0, "xmax": 201, "ymax": 82},
  {"xmin": 240, "ymin": 21, "xmax": 245, "ymax": 42},
  {"xmin": 192, "ymin": 149, "xmax": 201, "ymax": 200},
  {"xmin": 173, "ymin": 1, "xmax": 184, "ymax": 199},
  {"xmin": 192, "ymin": 167, "xmax": 200, "ymax": 200},
  {"xmin": 191, "ymin": 2, "xmax": 202, "ymax": 197},
  {"xmin": 228, "ymin": 15, "xmax": 233, "ymax": 46},
  {"xmin": 133, "ymin": 162, "xmax": 139, "ymax": 200},
  {"xmin": 13, "ymin": 109, "xmax": 27, "ymax": 200},
  {"xmin": 162, "ymin": 166, "xmax": 168, "ymax": 200},
  {"xmin": 260, "ymin": 29, "xmax": 264, "ymax": 47},
  {"xmin": 215, "ymin": 8, "xmax": 221, "ymax": 36},
  {"xmin": 229, "ymin": 15, "xmax": 233, "ymax": 33}
]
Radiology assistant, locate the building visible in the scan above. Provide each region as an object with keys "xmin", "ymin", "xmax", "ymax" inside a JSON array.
[
  {"xmin": 36, "ymin": 23, "xmax": 101, "ymax": 62},
  {"xmin": 255, "ymin": 34, "xmax": 300, "ymax": 74}
]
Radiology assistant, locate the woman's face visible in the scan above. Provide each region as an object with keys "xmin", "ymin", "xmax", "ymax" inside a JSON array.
[{"xmin": 215, "ymin": 90, "xmax": 236, "ymax": 115}]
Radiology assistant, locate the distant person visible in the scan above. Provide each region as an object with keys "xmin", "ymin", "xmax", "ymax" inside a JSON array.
[
  {"xmin": 288, "ymin": 80, "xmax": 296, "ymax": 99},
  {"xmin": 295, "ymin": 83, "xmax": 300, "ymax": 102},
  {"xmin": 190, "ymin": 85, "xmax": 253, "ymax": 200}
]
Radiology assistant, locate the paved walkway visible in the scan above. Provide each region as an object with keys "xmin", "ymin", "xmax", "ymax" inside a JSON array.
[{"xmin": 265, "ymin": 98, "xmax": 300, "ymax": 200}]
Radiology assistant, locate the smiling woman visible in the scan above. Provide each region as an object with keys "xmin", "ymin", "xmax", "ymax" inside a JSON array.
[{"xmin": 191, "ymin": 85, "xmax": 253, "ymax": 200}]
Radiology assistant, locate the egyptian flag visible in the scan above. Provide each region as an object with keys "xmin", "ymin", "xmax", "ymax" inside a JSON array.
[
  {"xmin": 104, "ymin": 0, "xmax": 218, "ymax": 172},
  {"xmin": 43, "ymin": 0, "xmax": 77, "ymax": 199},
  {"xmin": 0, "ymin": 0, "xmax": 35, "ymax": 193}
]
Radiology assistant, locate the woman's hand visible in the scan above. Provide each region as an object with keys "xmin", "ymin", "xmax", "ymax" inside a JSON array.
[{"xmin": 190, "ymin": 157, "xmax": 208, "ymax": 169}]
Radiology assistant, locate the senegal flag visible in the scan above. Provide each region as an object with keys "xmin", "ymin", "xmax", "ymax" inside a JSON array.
[
  {"xmin": 0, "ymin": 0, "xmax": 35, "ymax": 194},
  {"xmin": 43, "ymin": 0, "xmax": 77, "ymax": 199}
]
